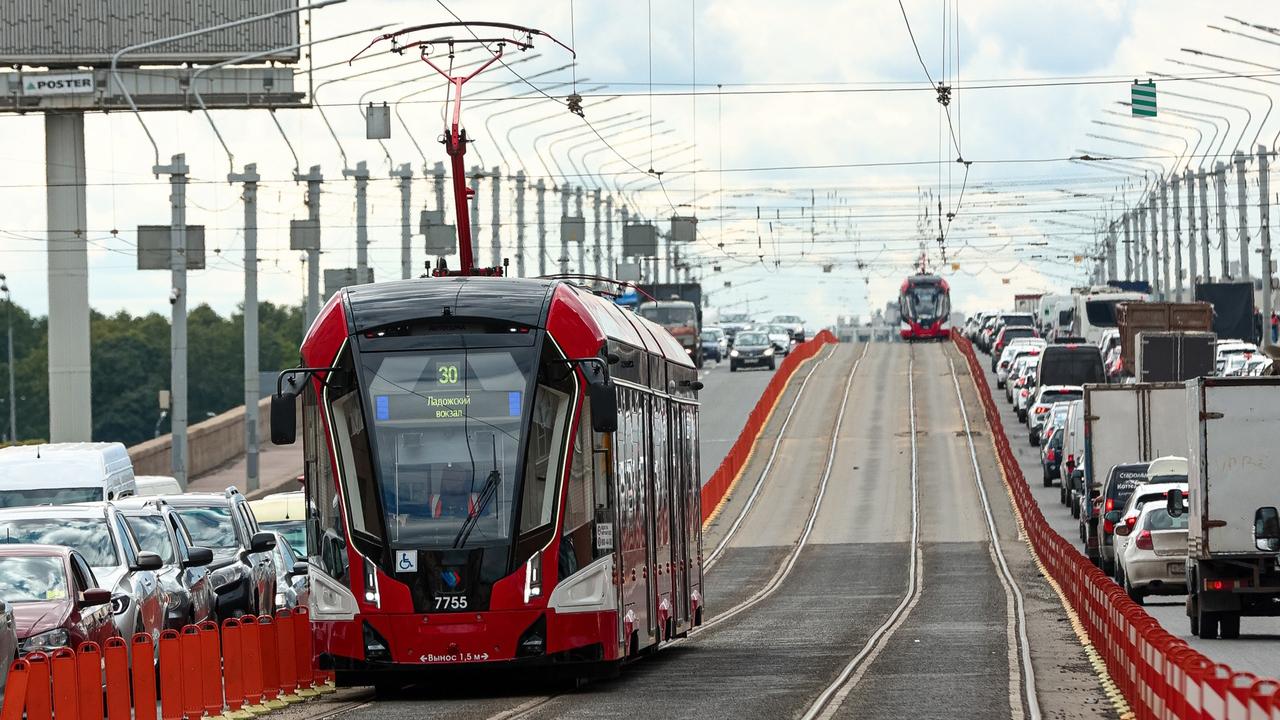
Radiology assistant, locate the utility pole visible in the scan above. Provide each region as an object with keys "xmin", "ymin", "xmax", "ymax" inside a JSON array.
[
  {"xmin": 1199, "ymin": 169, "xmax": 1211, "ymax": 283},
  {"xmin": 432, "ymin": 162, "xmax": 446, "ymax": 214},
  {"xmin": 1172, "ymin": 174, "xmax": 1183, "ymax": 301},
  {"xmin": 605, "ymin": 195, "xmax": 615, "ymax": 274},
  {"xmin": 1160, "ymin": 180, "xmax": 1171, "ymax": 299},
  {"xmin": 536, "ymin": 179, "xmax": 547, "ymax": 276},
  {"xmin": 155, "ymin": 154, "xmax": 189, "ymax": 489},
  {"xmin": 491, "ymin": 166, "xmax": 502, "ymax": 268},
  {"xmin": 392, "ymin": 163, "xmax": 413, "ymax": 279},
  {"xmin": 469, "ymin": 166, "xmax": 483, "ymax": 263},
  {"xmin": 1260, "ymin": 144, "xmax": 1273, "ymax": 349},
  {"xmin": 1233, "ymin": 151, "xmax": 1251, "ymax": 282},
  {"xmin": 592, "ymin": 189, "xmax": 603, "ymax": 277},
  {"xmin": 297, "ymin": 166, "xmax": 323, "ymax": 326},
  {"xmin": 229, "ymin": 164, "xmax": 260, "ymax": 491},
  {"xmin": 344, "ymin": 161, "xmax": 370, "ymax": 282},
  {"xmin": 1123, "ymin": 212, "xmax": 1132, "ymax": 280},
  {"xmin": 1214, "ymin": 161, "xmax": 1230, "ymax": 279},
  {"xmin": 1137, "ymin": 203, "xmax": 1148, "ymax": 283},
  {"xmin": 1186, "ymin": 169, "xmax": 1198, "ymax": 290},
  {"xmin": 515, "ymin": 171, "xmax": 527, "ymax": 277},
  {"xmin": 575, "ymin": 186, "xmax": 585, "ymax": 274},
  {"xmin": 1148, "ymin": 196, "xmax": 1159, "ymax": 295},
  {"xmin": 559, "ymin": 184, "xmax": 570, "ymax": 274}
]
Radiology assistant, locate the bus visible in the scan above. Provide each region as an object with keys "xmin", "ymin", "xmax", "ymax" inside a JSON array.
[
  {"xmin": 899, "ymin": 273, "xmax": 952, "ymax": 341},
  {"xmin": 270, "ymin": 276, "xmax": 704, "ymax": 686}
]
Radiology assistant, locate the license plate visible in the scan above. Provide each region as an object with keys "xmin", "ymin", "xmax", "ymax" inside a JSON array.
[{"xmin": 1169, "ymin": 563, "xmax": 1185, "ymax": 575}]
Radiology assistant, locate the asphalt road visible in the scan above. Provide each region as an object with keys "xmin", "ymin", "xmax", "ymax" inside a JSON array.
[
  {"xmin": 291, "ymin": 342, "xmax": 1110, "ymax": 720},
  {"xmin": 696, "ymin": 355, "xmax": 777, "ymax": 485},
  {"xmin": 977, "ymin": 353, "xmax": 1280, "ymax": 679}
]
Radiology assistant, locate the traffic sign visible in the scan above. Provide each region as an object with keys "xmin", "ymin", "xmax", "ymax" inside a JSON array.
[{"xmin": 1131, "ymin": 81, "xmax": 1156, "ymax": 117}]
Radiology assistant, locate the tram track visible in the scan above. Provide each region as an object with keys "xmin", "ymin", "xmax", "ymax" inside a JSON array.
[{"xmin": 798, "ymin": 344, "xmax": 1040, "ymax": 720}]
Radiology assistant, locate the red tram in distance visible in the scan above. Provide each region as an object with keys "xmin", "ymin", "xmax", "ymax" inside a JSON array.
[
  {"xmin": 899, "ymin": 273, "xmax": 952, "ymax": 341},
  {"xmin": 271, "ymin": 277, "xmax": 703, "ymax": 686}
]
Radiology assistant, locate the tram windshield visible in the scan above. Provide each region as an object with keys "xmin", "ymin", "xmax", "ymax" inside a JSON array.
[
  {"xmin": 329, "ymin": 345, "xmax": 575, "ymax": 550},
  {"xmin": 905, "ymin": 284, "xmax": 948, "ymax": 319}
]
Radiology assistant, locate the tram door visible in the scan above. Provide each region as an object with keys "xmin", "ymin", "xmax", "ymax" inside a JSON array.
[
  {"xmin": 619, "ymin": 388, "xmax": 655, "ymax": 652},
  {"xmin": 667, "ymin": 401, "xmax": 689, "ymax": 635},
  {"xmin": 650, "ymin": 396, "xmax": 674, "ymax": 638}
]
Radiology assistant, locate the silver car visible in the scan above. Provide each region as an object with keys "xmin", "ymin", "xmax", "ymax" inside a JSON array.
[
  {"xmin": 0, "ymin": 599, "xmax": 15, "ymax": 693},
  {"xmin": 116, "ymin": 499, "xmax": 217, "ymax": 629},
  {"xmin": 268, "ymin": 533, "xmax": 310, "ymax": 610},
  {"xmin": 0, "ymin": 504, "xmax": 166, "ymax": 646}
]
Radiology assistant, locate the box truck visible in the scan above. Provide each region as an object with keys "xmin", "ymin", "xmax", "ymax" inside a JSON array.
[{"xmin": 1172, "ymin": 377, "xmax": 1280, "ymax": 639}]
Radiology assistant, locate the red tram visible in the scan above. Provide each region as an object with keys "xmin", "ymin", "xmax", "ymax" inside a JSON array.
[
  {"xmin": 899, "ymin": 273, "xmax": 952, "ymax": 341},
  {"xmin": 271, "ymin": 277, "xmax": 703, "ymax": 685}
]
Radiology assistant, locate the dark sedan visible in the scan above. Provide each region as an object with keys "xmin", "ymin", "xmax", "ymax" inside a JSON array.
[
  {"xmin": 728, "ymin": 330, "xmax": 777, "ymax": 372},
  {"xmin": 0, "ymin": 545, "xmax": 117, "ymax": 655}
]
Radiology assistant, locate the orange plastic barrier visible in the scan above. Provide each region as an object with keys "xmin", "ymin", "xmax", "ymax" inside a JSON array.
[
  {"xmin": 952, "ymin": 334, "xmax": 1280, "ymax": 719},
  {"xmin": 259, "ymin": 616, "xmax": 282, "ymax": 704},
  {"xmin": 75, "ymin": 642, "xmax": 102, "ymax": 720},
  {"xmin": 274, "ymin": 610, "xmax": 298, "ymax": 697},
  {"xmin": 0, "ymin": 658, "xmax": 30, "ymax": 720},
  {"xmin": 699, "ymin": 329, "xmax": 838, "ymax": 524},
  {"xmin": 158, "ymin": 630, "xmax": 183, "ymax": 720},
  {"xmin": 102, "ymin": 637, "xmax": 132, "ymax": 720},
  {"xmin": 292, "ymin": 607, "xmax": 314, "ymax": 692},
  {"xmin": 25, "ymin": 652, "xmax": 51, "ymax": 720},
  {"xmin": 50, "ymin": 648, "xmax": 78, "ymax": 720},
  {"xmin": 131, "ymin": 634, "xmax": 158, "ymax": 720},
  {"xmin": 240, "ymin": 614, "xmax": 265, "ymax": 707},
  {"xmin": 198, "ymin": 620, "xmax": 224, "ymax": 717}
]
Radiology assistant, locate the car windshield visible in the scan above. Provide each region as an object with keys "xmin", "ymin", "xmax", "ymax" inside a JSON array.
[
  {"xmin": 736, "ymin": 332, "xmax": 767, "ymax": 346},
  {"xmin": 721, "ymin": 313, "xmax": 750, "ymax": 324},
  {"xmin": 261, "ymin": 520, "xmax": 306, "ymax": 558},
  {"xmin": 1040, "ymin": 390, "xmax": 1082, "ymax": 404},
  {"xmin": 1002, "ymin": 315, "xmax": 1034, "ymax": 327},
  {"xmin": 0, "ymin": 556, "xmax": 69, "ymax": 603},
  {"xmin": 700, "ymin": 330, "xmax": 721, "ymax": 341},
  {"xmin": 638, "ymin": 304, "xmax": 696, "ymax": 327},
  {"xmin": 1085, "ymin": 299, "xmax": 1125, "ymax": 326},
  {"xmin": 174, "ymin": 506, "xmax": 238, "ymax": 551},
  {"xmin": 124, "ymin": 515, "xmax": 176, "ymax": 565},
  {"xmin": 0, "ymin": 518, "xmax": 118, "ymax": 567},
  {"xmin": 0, "ymin": 487, "xmax": 103, "ymax": 508}
]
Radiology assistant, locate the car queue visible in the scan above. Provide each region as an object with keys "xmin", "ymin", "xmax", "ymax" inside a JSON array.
[{"xmin": 0, "ymin": 441, "xmax": 307, "ymax": 684}]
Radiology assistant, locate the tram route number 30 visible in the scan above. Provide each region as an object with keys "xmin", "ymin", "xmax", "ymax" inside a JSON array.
[
  {"xmin": 434, "ymin": 595, "xmax": 469, "ymax": 610},
  {"xmin": 437, "ymin": 362, "xmax": 460, "ymax": 385}
]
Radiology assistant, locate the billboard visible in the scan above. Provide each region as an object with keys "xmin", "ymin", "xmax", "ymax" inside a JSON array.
[{"xmin": 0, "ymin": 0, "xmax": 301, "ymax": 68}]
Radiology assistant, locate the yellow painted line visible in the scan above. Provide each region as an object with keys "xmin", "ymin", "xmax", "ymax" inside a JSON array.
[{"xmin": 701, "ymin": 343, "xmax": 834, "ymax": 528}]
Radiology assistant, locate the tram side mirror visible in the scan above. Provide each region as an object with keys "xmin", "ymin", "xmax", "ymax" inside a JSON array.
[
  {"xmin": 584, "ymin": 367, "xmax": 618, "ymax": 433},
  {"xmin": 271, "ymin": 390, "xmax": 298, "ymax": 445},
  {"xmin": 1166, "ymin": 489, "xmax": 1185, "ymax": 518}
]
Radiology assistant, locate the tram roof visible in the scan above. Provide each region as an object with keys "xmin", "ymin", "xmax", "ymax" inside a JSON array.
[{"xmin": 343, "ymin": 276, "xmax": 556, "ymax": 332}]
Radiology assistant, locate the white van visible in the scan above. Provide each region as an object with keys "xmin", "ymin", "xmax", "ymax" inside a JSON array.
[
  {"xmin": 1069, "ymin": 288, "xmax": 1150, "ymax": 345},
  {"xmin": 133, "ymin": 475, "xmax": 183, "ymax": 496},
  {"xmin": 0, "ymin": 442, "xmax": 137, "ymax": 508}
]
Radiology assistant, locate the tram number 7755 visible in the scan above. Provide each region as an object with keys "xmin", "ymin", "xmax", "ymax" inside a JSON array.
[{"xmin": 434, "ymin": 595, "xmax": 469, "ymax": 611}]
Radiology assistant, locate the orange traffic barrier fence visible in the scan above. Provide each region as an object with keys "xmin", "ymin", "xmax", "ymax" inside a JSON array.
[
  {"xmin": 952, "ymin": 334, "xmax": 1280, "ymax": 719},
  {"xmin": 699, "ymin": 329, "xmax": 838, "ymax": 524},
  {"xmin": 0, "ymin": 608, "xmax": 326, "ymax": 720}
]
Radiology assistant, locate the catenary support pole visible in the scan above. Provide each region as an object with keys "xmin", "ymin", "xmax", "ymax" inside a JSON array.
[
  {"xmin": 592, "ymin": 189, "xmax": 603, "ymax": 277},
  {"xmin": 345, "ymin": 161, "xmax": 370, "ymax": 281},
  {"xmin": 515, "ymin": 171, "xmax": 527, "ymax": 277},
  {"xmin": 1259, "ymin": 144, "xmax": 1273, "ymax": 349},
  {"xmin": 1186, "ymin": 168, "xmax": 1199, "ymax": 290},
  {"xmin": 392, "ymin": 163, "xmax": 413, "ymax": 279},
  {"xmin": 1123, "ymin": 212, "xmax": 1133, "ymax": 280},
  {"xmin": 1137, "ymin": 203, "xmax": 1148, "ymax": 283},
  {"xmin": 45, "ymin": 113, "xmax": 92, "ymax": 441},
  {"xmin": 536, "ymin": 179, "xmax": 547, "ymax": 276},
  {"xmin": 1233, "ymin": 151, "xmax": 1251, "ymax": 282},
  {"xmin": 229, "ymin": 164, "xmax": 260, "ymax": 491},
  {"xmin": 559, "ymin": 184, "xmax": 571, "ymax": 274},
  {"xmin": 1106, "ymin": 224, "xmax": 1118, "ymax": 281},
  {"xmin": 605, "ymin": 195, "xmax": 615, "ymax": 274},
  {"xmin": 575, "ymin": 186, "xmax": 585, "ymax": 274},
  {"xmin": 469, "ymin": 166, "xmax": 483, "ymax": 264},
  {"xmin": 1172, "ymin": 173, "xmax": 1184, "ymax": 301},
  {"xmin": 1148, "ymin": 195, "xmax": 1160, "ymax": 294},
  {"xmin": 155, "ymin": 154, "xmax": 190, "ymax": 489},
  {"xmin": 1215, "ymin": 161, "xmax": 1230, "ymax": 279},
  {"xmin": 1199, "ymin": 169, "xmax": 1212, "ymax": 282},
  {"xmin": 3, "ymin": 283, "xmax": 14, "ymax": 441},
  {"xmin": 491, "ymin": 166, "xmax": 502, "ymax": 268},
  {"xmin": 433, "ymin": 162, "xmax": 446, "ymax": 214},
  {"xmin": 1160, "ymin": 180, "xmax": 1171, "ymax": 298},
  {"xmin": 299, "ymin": 166, "xmax": 323, "ymax": 326}
]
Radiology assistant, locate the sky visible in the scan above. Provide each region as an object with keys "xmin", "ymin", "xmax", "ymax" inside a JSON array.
[{"xmin": 2, "ymin": 0, "xmax": 1278, "ymax": 329}]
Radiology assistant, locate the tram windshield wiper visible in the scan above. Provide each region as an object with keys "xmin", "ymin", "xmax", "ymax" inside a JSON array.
[{"xmin": 452, "ymin": 467, "xmax": 501, "ymax": 549}]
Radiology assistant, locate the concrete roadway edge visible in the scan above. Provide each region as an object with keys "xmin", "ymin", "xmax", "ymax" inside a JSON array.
[
  {"xmin": 948, "ymin": 342, "xmax": 1132, "ymax": 720},
  {"xmin": 700, "ymin": 342, "xmax": 835, "ymax": 529}
]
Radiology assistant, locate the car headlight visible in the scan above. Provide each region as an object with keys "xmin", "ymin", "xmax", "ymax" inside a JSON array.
[
  {"xmin": 21, "ymin": 628, "xmax": 69, "ymax": 653},
  {"xmin": 763, "ymin": 347, "xmax": 774, "ymax": 356},
  {"xmin": 729, "ymin": 349, "xmax": 739, "ymax": 357},
  {"xmin": 111, "ymin": 594, "xmax": 130, "ymax": 615},
  {"xmin": 274, "ymin": 592, "xmax": 287, "ymax": 608}
]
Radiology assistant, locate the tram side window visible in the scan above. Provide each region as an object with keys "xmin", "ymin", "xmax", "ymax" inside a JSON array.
[
  {"xmin": 561, "ymin": 404, "xmax": 593, "ymax": 579},
  {"xmin": 519, "ymin": 349, "xmax": 575, "ymax": 537},
  {"xmin": 304, "ymin": 382, "xmax": 346, "ymax": 581}
]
